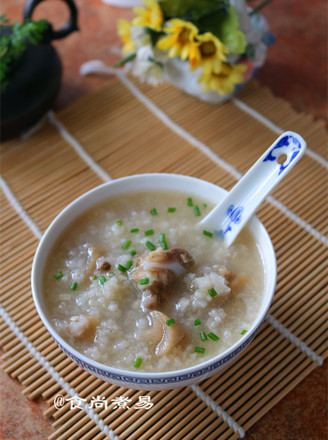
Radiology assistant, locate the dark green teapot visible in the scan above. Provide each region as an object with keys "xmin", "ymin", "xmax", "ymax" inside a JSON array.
[{"xmin": 0, "ymin": 0, "xmax": 78, "ymax": 141}]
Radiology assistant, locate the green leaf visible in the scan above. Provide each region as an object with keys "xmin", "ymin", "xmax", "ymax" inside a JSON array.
[
  {"xmin": 0, "ymin": 16, "xmax": 49, "ymax": 90},
  {"xmin": 113, "ymin": 53, "xmax": 136, "ymax": 67},
  {"xmin": 197, "ymin": 5, "xmax": 246, "ymax": 54},
  {"xmin": 160, "ymin": 0, "xmax": 229, "ymax": 21},
  {"xmin": 143, "ymin": 27, "xmax": 165, "ymax": 46},
  {"xmin": 217, "ymin": 5, "xmax": 246, "ymax": 53}
]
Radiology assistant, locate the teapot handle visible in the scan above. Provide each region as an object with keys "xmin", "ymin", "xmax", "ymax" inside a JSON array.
[{"xmin": 23, "ymin": 0, "xmax": 78, "ymax": 40}]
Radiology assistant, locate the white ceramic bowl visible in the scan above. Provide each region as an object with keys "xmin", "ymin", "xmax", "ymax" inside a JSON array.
[{"xmin": 31, "ymin": 174, "xmax": 276, "ymax": 390}]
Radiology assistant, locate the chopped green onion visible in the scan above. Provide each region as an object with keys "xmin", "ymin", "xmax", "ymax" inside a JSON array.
[
  {"xmin": 161, "ymin": 241, "xmax": 168, "ymax": 250},
  {"xmin": 203, "ymin": 230, "xmax": 213, "ymax": 238},
  {"xmin": 70, "ymin": 282, "xmax": 78, "ymax": 291},
  {"xmin": 208, "ymin": 332, "xmax": 220, "ymax": 341},
  {"xmin": 187, "ymin": 197, "xmax": 193, "ymax": 206},
  {"xmin": 194, "ymin": 205, "xmax": 201, "ymax": 216},
  {"xmin": 98, "ymin": 276, "xmax": 107, "ymax": 285},
  {"xmin": 140, "ymin": 278, "xmax": 149, "ymax": 285},
  {"xmin": 122, "ymin": 240, "xmax": 132, "ymax": 250},
  {"xmin": 208, "ymin": 287, "xmax": 218, "ymax": 297},
  {"xmin": 133, "ymin": 357, "xmax": 142, "ymax": 368},
  {"xmin": 108, "ymin": 272, "xmax": 115, "ymax": 278},
  {"xmin": 200, "ymin": 331, "xmax": 208, "ymax": 341},
  {"xmin": 241, "ymin": 329, "xmax": 248, "ymax": 335},
  {"xmin": 167, "ymin": 207, "xmax": 176, "ymax": 213},
  {"xmin": 159, "ymin": 232, "xmax": 168, "ymax": 250},
  {"xmin": 116, "ymin": 220, "xmax": 123, "ymax": 226},
  {"xmin": 194, "ymin": 346, "xmax": 205, "ymax": 354},
  {"xmin": 150, "ymin": 208, "xmax": 158, "ymax": 216},
  {"xmin": 93, "ymin": 275, "xmax": 108, "ymax": 284},
  {"xmin": 203, "ymin": 203, "xmax": 208, "ymax": 208},
  {"xmin": 118, "ymin": 264, "xmax": 127, "ymax": 273},
  {"xmin": 129, "ymin": 249, "xmax": 137, "ymax": 256},
  {"xmin": 130, "ymin": 228, "xmax": 139, "ymax": 233},
  {"xmin": 166, "ymin": 318, "xmax": 175, "ymax": 326},
  {"xmin": 145, "ymin": 229, "xmax": 154, "ymax": 236},
  {"xmin": 54, "ymin": 271, "xmax": 63, "ymax": 280},
  {"xmin": 145, "ymin": 240, "xmax": 156, "ymax": 251},
  {"xmin": 125, "ymin": 261, "xmax": 133, "ymax": 270},
  {"xmin": 194, "ymin": 319, "xmax": 201, "ymax": 326}
]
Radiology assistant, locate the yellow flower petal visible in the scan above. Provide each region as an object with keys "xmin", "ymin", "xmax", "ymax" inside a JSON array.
[
  {"xmin": 117, "ymin": 19, "xmax": 136, "ymax": 55},
  {"xmin": 156, "ymin": 19, "xmax": 199, "ymax": 62},
  {"xmin": 132, "ymin": 0, "xmax": 163, "ymax": 31},
  {"xmin": 198, "ymin": 63, "xmax": 247, "ymax": 95},
  {"xmin": 193, "ymin": 32, "xmax": 229, "ymax": 74}
]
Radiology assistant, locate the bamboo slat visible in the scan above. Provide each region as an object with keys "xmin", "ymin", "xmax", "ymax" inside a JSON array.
[{"xmin": 1, "ymin": 76, "xmax": 327, "ymax": 440}]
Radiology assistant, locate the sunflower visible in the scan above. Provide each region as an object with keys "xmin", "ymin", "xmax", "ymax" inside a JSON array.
[
  {"xmin": 190, "ymin": 32, "xmax": 229, "ymax": 73},
  {"xmin": 132, "ymin": 0, "xmax": 163, "ymax": 32},
  {"xmin": 117, "ymin": 19, "xmax": 136, "ymax": 55},
  {"xmin": 198, "ymin": 63, "xmax": 247, "ymax": 95},
  {"xmin": 157, "ymin": 19, "xmax": 199, "ymax": 61}
]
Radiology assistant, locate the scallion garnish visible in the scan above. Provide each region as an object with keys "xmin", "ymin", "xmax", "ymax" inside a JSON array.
[
  {"xmin": 187, "ymin": 197, "xmax": 193, "ymax": 206},
  {"xmin": 118, "ymin": 264, "xmax": 127, "ymax": 273},
  {"xmin": 167, "ymin": 207, "xmax": 176, "ymax": 213},
  {"xmin": 125, "ymin": 260, "xmax": 133, "ymax": 270},
  {"xmin": 70, "ymin": 282, "xmax": 78, "ymax": 291},
  {"xmin": 93, "ymin": 275, "xmax": 105, "ymax": 283},
  {"xmin": 241, "ymin": 329, "xmax": 248, "ymax": 335},
  {"xmin": 208, "ymin": 287, "xmax": 218, "ymax": 297},
  {"xmin": 133, "ymin": 357, "xmax": 142, "ymax": 368},
  {"xmin": 166, "ymin": 318, "xmax": 175, "ymax": 326},
  {"xmin": 200, "ymin": 331, "xmax": 208, "ymax": 341},
  {"xmin": 122, "ymin": 240, "xmax": 132, "ymax": 250},
  {"xmin": 208, "ymin": 332, "xmax": 220, "ymax": 341},
  {"xmin": 150, "ymin": 208, "xmax": 158, "ymax": 216},
  {"xmin": 194, "ymin": 205, "xmax": 201, "ymax": 216},
  {"xmin": 140, "ymin": 278, "xmax": 149, "ymax": 285},
  {"xmin": 145, "ymin": 240, "xmax": 156, "ymax": 251},
  {"xmin": 203, "ymin": 203, "xmax": 208, "ymax": 208},
  {"xmin": 194, "ymin": 319, "xmax": 201, "ymax": 326},
  {"xmin": 145, "ymin": 229, "xmax": 154, "ymax": 236},
  {"xmin": 54, "ymin": 271, "xmax": 63, "ymax": 280},
  {"xmin": 203, "ymin": 230, "xmax": 213, "ymax": 238},
  {"xmin": 108, "ymin": 272, "xmax": 115, "ymax": 278},
  {"xmin": 130, "ymin": 249, "xmax": 137, "ymax": 256},
  {"xmin": 98, "ymin": 276, "xmax": 107, "ymax": 285},
  {"xmin": 116, "ymin": 220, "xmax": 123, "ymax": 226},
  {"xmin": 159, "ymin": 233, "xmax": 168, "ymax": 250},
  {"xmin": 130, "ymin": 228, "xmax": 139, "ymax": 233},
  {"xmin": 194, "ymin": 346, "xmax": 205, "ymax": 354}
]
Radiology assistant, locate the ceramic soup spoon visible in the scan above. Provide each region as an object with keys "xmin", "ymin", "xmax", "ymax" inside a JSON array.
[{"xmin": 200, "ymin": 131, "xmax": 306, "ymax": 247}]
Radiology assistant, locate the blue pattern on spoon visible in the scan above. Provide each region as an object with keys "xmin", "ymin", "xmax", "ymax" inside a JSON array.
[{"xmin": 201, "ymin": 131, "xmax": 307, "ymax": 247}]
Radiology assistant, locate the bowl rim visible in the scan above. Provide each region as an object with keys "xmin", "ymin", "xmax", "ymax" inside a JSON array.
[{"xmin": 31, "ymin": 173, "xmax": 277, "ymax": 380}]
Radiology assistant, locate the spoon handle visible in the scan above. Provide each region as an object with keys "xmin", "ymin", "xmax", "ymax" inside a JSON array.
[{"xmin": 200, "ymin": 131, "xmax": 306, "ymax": 247}]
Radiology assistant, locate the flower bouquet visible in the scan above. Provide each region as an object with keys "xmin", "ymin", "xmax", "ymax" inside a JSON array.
[{"xmin": 116, "ymin": 0, "xmax": 274, "ymax": 103}]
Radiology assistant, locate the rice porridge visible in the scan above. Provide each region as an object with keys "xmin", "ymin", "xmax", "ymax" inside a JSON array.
[{"xmin": 43, "ymin": 190, "xmax": 265, "ymax": 372}]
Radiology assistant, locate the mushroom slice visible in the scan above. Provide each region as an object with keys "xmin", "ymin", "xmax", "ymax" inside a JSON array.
[
  {"xmin": 68, "ymin": 315, "xmax": 98, "ymax": 341},
  {"xmin": 149, "ymin": 311, "xmax": 184, "ymax": 357}
]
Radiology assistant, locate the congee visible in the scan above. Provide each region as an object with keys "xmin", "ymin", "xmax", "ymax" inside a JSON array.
[{"xmin": 43, "ymin": 190, "xmax": 265, "ymax": 372}]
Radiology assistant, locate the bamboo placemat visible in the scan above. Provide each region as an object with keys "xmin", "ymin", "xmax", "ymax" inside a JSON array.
[{"xmin": 0, "ymin": 75, "xmax": 327, "ymax": 440}]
